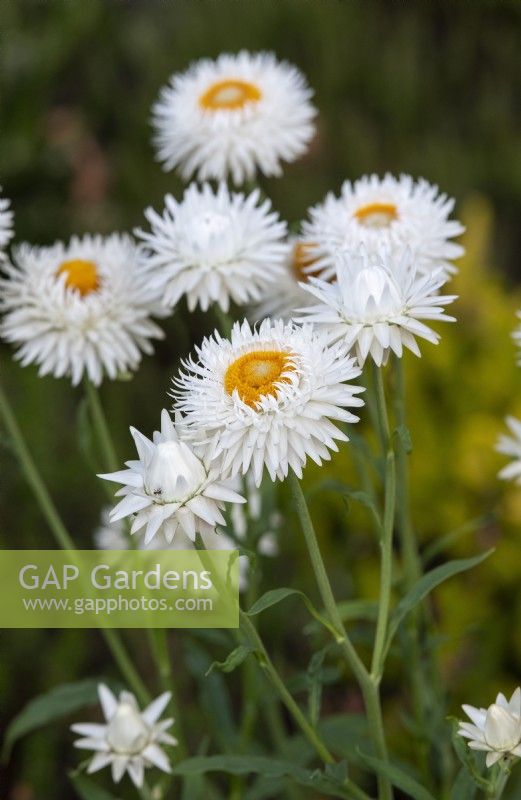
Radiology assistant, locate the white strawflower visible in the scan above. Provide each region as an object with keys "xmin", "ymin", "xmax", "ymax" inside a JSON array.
[
  {"xmin": 302, "ymin": 173, "xmax": 464, "ymax": 279},
  {"xmin": 173, "ymin": 318, "xmax": 364, "ymax": 487},
  {"xmin": 298, "ymin": 247, "xmax": 457, "ymax": 366},
  {"xmin": 496, "ymin": 416, "xmax": 521, "ymax": 484},
  {"xmin": 458, "ymin": 688, "xmax": 521, "ymax": 768},
  {"xmin": 99, "ymin": 409, "xmax": 245, "ymax": 546},
  {"xmin": 136, "ymin": 183, "xmax": 288, "ymax": 312},
  {"xmin": 0, "ymin": 234, "xmax": 165, "ymax": 385},
  {"xmin": 0, "ymin": 189, "xmax": 14, "ymax": 258},
  {"xmin": 251, "ymin": 237, "xmax": 325, "ymax": 322},
  {"xmin": 152, "ymin": 51, "xmax": 316, "ymax": 184},
  {"xmin": 72, "ymin": 684, "xmax": 176, "ymax": 788}
]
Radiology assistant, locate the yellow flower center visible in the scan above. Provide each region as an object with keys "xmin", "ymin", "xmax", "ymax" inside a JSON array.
[
  {"xmin": 200, "ymin": 79, "xmax": 262, "ymax": 111},
  {"xmin": 354, "ymin": 202, "xmax": 398, "ymax": 228},
  {"xmin": 292, "ymin": 241, "xmax": 321, "ymax": 283},
  {"xmin": 57, "ymin": 259, "xmax": 100, "ymax": 296},
  {"xmin": 224, "ymin": 350, "xmax": 295, "ymax": 408}
]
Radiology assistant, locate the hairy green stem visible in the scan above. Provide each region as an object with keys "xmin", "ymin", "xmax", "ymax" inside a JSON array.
[
  {"xmin": 239, "ymin": 610, "xmax": 372, "ymax": 800},
  {"xmin": 0, "ymin": 378, "xmax": 150, "ymax": 705},
  {"xmin": 288, "ymin": 471, "xmax": 392, "ymax": 800},
  {"xmin": 392, "ymin": 358, "xmax": 431, "ymax": 783},
  {"xmin": 370, "ymin": 366, "xmax": 396, "ymax": 683}
]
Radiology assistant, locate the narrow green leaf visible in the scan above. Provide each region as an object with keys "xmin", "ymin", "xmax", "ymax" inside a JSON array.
[
  {"xmin": 307, "ymin": 644, "xmax": 334, "ymax": 726},
  {"xmin": 70, "ymin": 774, "xmax": 122, "ymax": 800},
  {"xmin": 206, "ymin": 644, "xmax": 255, "ymax": 676},
  {"xmin": 246, "ymin": 588, "xmax": 342, "ymax": 642},
  {"xmin": 172, "ymin": 756, "xmax": 353, "ymax": 798},
  {"xmin": 3, "ymin": 679, "xmax": 100, "ymax": 761},
  {"xmin": 450, "ymin": 768, "xmax": 478, "ymax": 800},
  {"xmin": 385, "ymin": 550, "xmax": 494, "ymax": 655},
  {"xmin": 357, "ymin": 752, "xmax": 436, "ymax": 800}
]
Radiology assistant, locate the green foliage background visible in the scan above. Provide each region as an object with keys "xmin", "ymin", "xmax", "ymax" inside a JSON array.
[{"xmin": 1, "ymin": 1, "xmax": 520, "ymax": 798}]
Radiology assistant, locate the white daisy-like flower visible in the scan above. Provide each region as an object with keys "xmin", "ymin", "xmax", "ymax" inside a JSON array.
[
  {"xmin": 136, "ymin": 182, "xmax": 288, "ymax": 312},
  {"xmin": 302, "ymin": 173, "xmax": 464, "ymax": 279},
  {"xmin": 173, "ymin": 318, "xmax": 364, "ymax": 487},
  {"xmin": 251, "ymin": 237, "xmax": 326, "ymax": 322},
  {"xmin": 72, "ymin": 684, "xmax": 176, "ymax": 788},
  {"xmin": 152, "ymin": 51, "xmax": 316, "ymax": 184},
  {"xmin": 496, "ymin": 416, "xmax": 521, "ymax": 484},
  {"xmin": 458, "ymin": 688, "xmax": 521, "ymax": 768},
  {"xmin": 99, "ymin": 409, "xmax": 245, "ymax": 546},
  {"xmin": 298, "ymin": 247, "xmax": 457, "ymax": 366},
  {"xmin": 0, "ymin": 188, "xmax": 14, "ymax": 258},
  {"xmin": 0, "ymin": 234, "xmax": 165, "ymax": 385}
]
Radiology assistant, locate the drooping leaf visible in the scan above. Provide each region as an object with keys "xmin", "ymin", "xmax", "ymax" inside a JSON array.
[
  {"xmin": 70, "ymin": 774, "xmax": 122, "ymax": 800},
  {"xmin": 206, "ymin": 644, "xmax": 256, "ymax": 676},
  {"xmin": 385, "ymin": 550, "xmax": 494, "ymax": 655},
  {"xmin": 356, "ymin": 752, "xmax": 437, "ymax": 800},
  {"xmin": 172, "ymin": 755, "xmax": 354, "ymax": 798},
  {"xmin": 3, "ymin": 679, "xmax": 100, "ymax": 761},
  {"xmin": 247, "ymin": 588, "xmax": 341, "ymax": 641}
]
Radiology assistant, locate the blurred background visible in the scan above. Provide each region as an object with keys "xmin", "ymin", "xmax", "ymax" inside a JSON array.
[{"xmin": 1, "ymin": 1, "xmax": 521, "ymax": 798}]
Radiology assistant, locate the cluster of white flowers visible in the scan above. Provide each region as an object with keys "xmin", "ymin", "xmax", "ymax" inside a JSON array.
[{"xmin": 0, "ymin": 49, "xmax": 475, "ymax": 792}]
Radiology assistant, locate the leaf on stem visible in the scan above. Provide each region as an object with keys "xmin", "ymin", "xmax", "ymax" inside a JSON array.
[
  {"xmin": 70, "ymin": 774, "xmax": 122, "ymax": 800},
  {"xmin": 2, "ymin": 679, "xmax": 101, "ymax": 761},
  {"xmin": 385, "ymin": 549, "xmax": 495, "ymax": 656},
  {"xmin": 206, "ymin": 644, "xmax": 257, "ymax": 676},
  {"xmin": 356, "ymin": 751, "xmax": 437, "ymax": 800},
  {"xmin": 172, "ymin": 755, "xmax": 355, "ymax": 798},
  {"xmin": 246, "ymin": 587, "xmax": 343, "ymax": 642}
]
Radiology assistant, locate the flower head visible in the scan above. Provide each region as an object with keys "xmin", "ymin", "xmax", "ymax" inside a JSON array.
[
  {"xmin": 251, "ymin": 237, "xmax": 326, "ymax": 322},
  {"xmin": 152, "ymin": 51, "xmax": 316, "ymax": 184},
  {"xmin": 72, "ymin": 684, "xmax": 176, "ymax": 788},
  {"xmin": 298, "ymin": 247, "xmax": 456, "ymax": 366},
  {"xmin": 458, "ymin": 688, "xmax": 521, "ymax": 767},
  {"xmin": 173, "ymin": 318, "xmax": 364, "ymax": 486},
  {"xmin": 99, "ymin": 409, "xmax": 245, "ymax": 545},
  {"xmin": 0, "ymin": 188, "xmax": 13, "ymax": 258},
  {"xmin": 137, "ymin": 182, "xmax": 288, "ymax": 312},
  {"xmin": 496, "ymin": 416, "xmax": 521, "ymax": 484},
  {"xmin": 0, "ymin": 234, "xmax": 165, "ymax": 385},
  {"xmin": 302, "ymin": 173, "xmax": 464, "ymax": 279}
]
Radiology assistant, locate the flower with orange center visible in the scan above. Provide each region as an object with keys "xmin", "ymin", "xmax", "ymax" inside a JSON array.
[
  {"xmin": 303, "ymin": 173, "xmax": 464, "ymax": 280},
  {"xmin": 57, "ymin": 258, "xmax": 100, "ymax": 296},
  {"xmin": 174, "ymin": 318, "xmax": 364, "ymax": 486},
  {"xmin": 152, "ymin": 51, "xmax": 317, "ymax": 184},
  {"xmin": 224, "ymin": 350, "xmax": 295, "ymax": 408},
  {"xmin": 200, "ymin": 79, "xmax": 262, "ymax": 111},
  {"xmin": 0, "ymin": 234, "xmax": 165, "ymax": 385}
]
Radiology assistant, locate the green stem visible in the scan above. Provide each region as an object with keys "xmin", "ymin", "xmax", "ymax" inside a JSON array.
[
  {"xmin": 0, "ymin": 377, "xmax": 150, "ymax": 705},
  {"xmin": 491, "ymin": 767, "xmax": 510, "ymax": 800},
  {"xmin": 84, "ymin": 378, "xmax": 119, "ymax": 473},
  {"xmin": 393, "ymin": 360, "xmax": 421, "ymax": 588},
  {"xmin": 370, "ymin": 369, "xmax": 396, "ymax": 682},
  {"xmin": 239, "ymin": 610, "xmax": 372, "ymax": 800},
  {"xmin": 214, "ymin": 305, "xmax": 233, "ymax": 338},
  {"xmin": 288, "ymin": 471, "xmax": 392, "ymax": 800},
  {"xmin": 148, "ymin": 628, "xmax": 188, "ymax": 760},
  {"xmin": 392, "ymin": 358, "xmax": 431, "ymax": 784}
]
